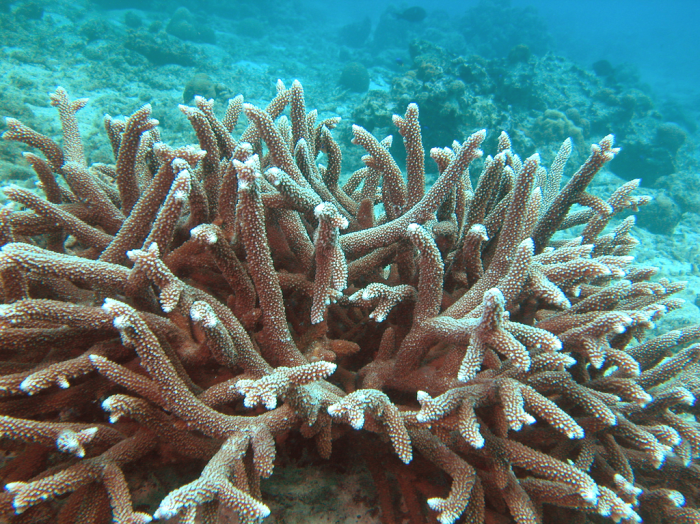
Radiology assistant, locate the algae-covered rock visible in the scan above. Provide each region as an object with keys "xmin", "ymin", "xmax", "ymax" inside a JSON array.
[
  {"xmin": 166, "ymin": 7, "xmax": 216, "ymax": 44},
  {"xmin": 655, "ymin": 122, "xmax": 686, "ymax": 154},
  {"xmin": 124, "ymin": 11, "xmax": 142, "ymax": 29},
  {"xmin": 592, "ymin": 59, "xmax": 614, "ymax": 78},
  {"xmin": 636, "ymin": 192, "xmax": 682, "ymax": 235},
  {"xmin": 13, "ymin": 1, "xmax": 42, "ymax": 19},
  {"xmin": 351, "ymin": 90, "xmax": 392, "ymax": 132},
  {"xmin": 655, "ymin": 171, "xmax": 700, "ymax": 214},
  {"xmin": 529, "ymin": 109, "xmax": 585, "ymax": 148},
  {"xmin": 610, "ymin": 141, "xmax": 675, "ymax": 185},
  {"xmin": 124, "ymin": 29, "xmax": 199, "ymax": 66},
  {"xmin": 339, "ymin": 62, "xmax": 370, "ymax": 92},
  {"xmin": 80, "ymin": 18, "xmax": 111, "ymax": 42},
  {"xmin": 182, "ymin": 73, "xmax": 230, "ymax": 104},
  {"xmin": 507, "ymin": 44, "xmax": 531, "ymax": 64}
]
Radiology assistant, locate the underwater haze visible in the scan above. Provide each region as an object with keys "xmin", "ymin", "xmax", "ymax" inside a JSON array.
[{"xmin": 322, "ymin": 0, "xmax": 700, "ymax": 108}]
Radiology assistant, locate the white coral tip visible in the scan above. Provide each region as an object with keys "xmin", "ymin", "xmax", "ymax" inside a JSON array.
[
  {"xmin": 153, "ymin": 504, "xmax": 176, "ymax": 520},
  {"xmin": 5, "ymin": 481, "xmax": 26, "ymax": 494},
  {"xmin": 426, "ymin": 497, "xmax": 446, "ymax": 511},
  {"xmin": 568, "ymin": 426, "xmax": 585, "ymax": 439},
  {"xmin": 190, "ymin": 224, "xmax": 217, "ymax": 244},
  {"xmin": 667, "ymin": 491, "xmax": 685, "ymax": 507},
  {"xmin": 561, "ymin": 355, "xmax": 576, "ymax": 367},
  {"xmin": 472, "ymin": 434, "xmax": 485, "ymax": 448},
  {"xmin": 580, "ymin": 485, "xmax": 599, "ymax": 505},
  {"xmin": 133, "ymin": 513, "xmax": 153, "ymax": 523},
  {"xmin": 637, "ymin": 392, "xmax": 653, "ymax": 407}
]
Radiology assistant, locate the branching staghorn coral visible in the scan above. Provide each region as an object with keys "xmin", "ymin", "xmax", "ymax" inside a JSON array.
[{"xmin": 0, "ymin": 79, "xmax": 698, "ymax": 524}]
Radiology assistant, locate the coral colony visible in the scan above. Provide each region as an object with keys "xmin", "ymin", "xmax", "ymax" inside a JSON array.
[{"xmin": 0, "ymin": 80, "xmax": 698, "ymax": 524}]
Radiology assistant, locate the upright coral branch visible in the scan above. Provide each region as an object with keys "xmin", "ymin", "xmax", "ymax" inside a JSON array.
[{"xmin": 0, "ymin": 80, "xmax": 697, "ymax": 524}]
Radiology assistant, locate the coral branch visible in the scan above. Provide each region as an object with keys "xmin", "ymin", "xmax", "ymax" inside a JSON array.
[{"xmin": 0, "ymin": 80, "xmax": 695, "ymax": 524}]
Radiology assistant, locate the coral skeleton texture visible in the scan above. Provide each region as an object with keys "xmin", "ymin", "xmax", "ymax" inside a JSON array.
[{"xmin": 0, "ymin": 80, "xmax": 698, "ymax": 523}]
